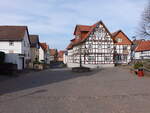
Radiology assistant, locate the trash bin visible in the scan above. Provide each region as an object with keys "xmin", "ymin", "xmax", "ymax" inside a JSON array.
[{"xmin": 137, "ymin": 68, "xmax": 144, "ymax": 77}]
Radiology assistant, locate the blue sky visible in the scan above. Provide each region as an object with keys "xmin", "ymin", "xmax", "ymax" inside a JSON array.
[{"xmin": 0, "ymin": 0, "xmax": 148, "ymax": 50}]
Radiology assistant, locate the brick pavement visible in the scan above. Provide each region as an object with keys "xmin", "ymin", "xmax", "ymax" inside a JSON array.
[{"xmin": 0, "ymin": 67, "xmax": 150, "ymax": 113}]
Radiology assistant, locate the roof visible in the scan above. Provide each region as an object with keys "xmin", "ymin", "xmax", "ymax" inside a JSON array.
[
  {"xmin": 67, "ymin": 21, "xmax": 113, "ymax": 50},
  {"xmin": 135, "ymin": 40, "xmax": 150, "ymax": 52},
  {"xmin": 58, "ymin": 50, "xmax": 65, "ymax": 58},
  {"xmin": 111, "ymin": 30, "xmax": 132, "ymax": 45},
  {"xmin": 73, "ymin": 25, "xmax": 92, "ymax": 35},
  {"xmin": 50, "ymin": 49, "xmax": 57, "ymax": 56},
  {"xmin": 0, "ymin": 26, "xmax": 27, "ymax": 41},
  {"xmin": 39, "ymin": 42, "xmax": 48, "ymax": 51},
  {"xmin": 29, "ymin": 35, "xmax": 39, "ymax": 47}
]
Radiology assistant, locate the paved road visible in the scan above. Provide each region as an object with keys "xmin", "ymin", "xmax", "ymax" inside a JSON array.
[{"xmin": 0, "ymin": 67, "xmax": 150, "ymax": 113}]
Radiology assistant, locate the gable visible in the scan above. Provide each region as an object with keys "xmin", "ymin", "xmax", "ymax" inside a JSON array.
[
  {"xmin": 67, "ymin": 21, "xmax": 115, "ymax": 50},
  {"xmin": 22, "ymin": 30, "xmax": 31, "ymax": 47},
  {"xmin": 86, "ymin": 21, "xmax": 113, "ymax": 43},
  {"xmin": 112, "ymin": 30, "xmax": 132, "ymax": 45}
]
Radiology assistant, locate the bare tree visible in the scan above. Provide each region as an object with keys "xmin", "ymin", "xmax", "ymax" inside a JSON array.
[{"xmin": 139, "ymin": 1, "xmax": 150, "ymax": 38}]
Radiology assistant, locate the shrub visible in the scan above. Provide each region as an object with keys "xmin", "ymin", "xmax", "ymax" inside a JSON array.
[
  {"xmin": 33, "ymin": 60, "xmax": 40, "ymax": 64},
  {"xmin": 0, "ymin": 51, "xmax": 5, "ymax": 64},
  {"xmin": 133, "ymin": 62, "xmax": 143, "ymax": 69}
]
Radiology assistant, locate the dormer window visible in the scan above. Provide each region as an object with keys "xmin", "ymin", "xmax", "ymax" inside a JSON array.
[
  {"xmin": 76, "ymin": 35, "xmax": 80, "ymax": 39},
  {"xmin": 116, "ymin": 38, "xmax": 122, "ymax": 42},
  {"xmin": 9, "ymin": 41, "xmax": 14, "ymax": 46}
]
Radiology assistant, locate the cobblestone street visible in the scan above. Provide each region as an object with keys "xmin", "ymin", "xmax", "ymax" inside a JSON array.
[{"xmin": 0, "ymin": 67, "xmax": 150, "ymax": 113}]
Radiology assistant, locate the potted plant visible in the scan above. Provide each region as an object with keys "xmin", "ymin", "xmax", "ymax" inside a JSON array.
[{"xmin": 133, "ymin": 61, "xmax": 143, "ymax": 74}]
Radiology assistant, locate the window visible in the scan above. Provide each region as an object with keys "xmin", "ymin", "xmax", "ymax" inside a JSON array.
[
  {"xmin": 123, "ymin": 55, "xmax": 128, "ymax": 61},
  {"xmin": 107, "ymin": 44, "xmax": 111, "ymax": 49},
  {"xmin": 116, "ymin": 38, "xmax": 122, "ymax": 42},
  {"xmin": 123, "ymin": 46, "xmax": 127, "ymax": 50},
  {"xmin": 88, "ymin": 43, "xmax": 92, "ymax": 49},
  {"xmin": 98, "ymin": 45, "xmax": 102, "ymax": 50},
  {"xmin": 9, "ymin": 41, "xmax": 14, "ymax": 46},
  {"xmin": 116, "ymin": 55, "xmax": 122, "ymax": 61},
  {"xmin": 88, "ymin": 56, "xmax": 95, "ymax": 62},
  {"xmin": 104, "ymin": 56, "xmax": 111, "ymax": 62}
]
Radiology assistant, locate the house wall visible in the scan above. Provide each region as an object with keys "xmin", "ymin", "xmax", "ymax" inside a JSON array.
[
  {"xmin": 45, "ymin": 49, "xmax": 51, "ymax": 64},
  {"xmin": 30, "ymin": 47, "xmax": 39, "ymax": 62},
  {"xmin": 0, "ymin": 29, "xmax": 31, "ymax": 70},
  {"xmin": 67, "ymin": 23, "xmax": 114, "ymax": 68},
  {"xmin": 63, "ymin": 53, "xmax": 68, "ymax": 64},
  {"xmin": 21, "ymin": 30, "xmax": 31, "ymax": 68},
  {"xmin": 135, "ymin": 51, "xmax": 150, "ymax": 59},
  {"xmin": 39, "ymin": 47, "xmax": 44, "ymax": 62},
  {"xmin": 0, "ymin": 41, "xmax": 22, "ymax": 53},
  {"xmin": 5, "ymin": 53, "xmax": 23, "ymax": 70},
  {"xmin": 115, "ymin": 45, "xmax": 131, "ymax": 64}
]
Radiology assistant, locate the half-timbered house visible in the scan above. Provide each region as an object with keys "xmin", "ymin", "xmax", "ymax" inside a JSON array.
[
  {"xmin": 134, "ymin": 40, "xmax": 150, "ymax": 59},
  {"xmin": 112, "ymin": 30, "xmax": 132, "ymax": 64},
  {"xmin": 67, "ymin": 21, "xmax": 114, "ymax": 68}
]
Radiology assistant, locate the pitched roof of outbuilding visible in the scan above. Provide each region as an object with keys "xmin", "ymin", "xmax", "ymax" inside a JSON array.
[
  {"xmin": 135, "ymin": 40, "xmax": 150, "ymax": 52},
  {"xmin": 0, "ymin": 26, "xmax": 28, "ymax": 41}
]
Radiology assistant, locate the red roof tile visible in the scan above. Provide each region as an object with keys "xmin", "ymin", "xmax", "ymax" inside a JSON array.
[
  {"xmin": 40, "ymin": 42, "xmax": 48, "ymax": 51},
  {"xmin": 58, "ymin": 50, "xmax": 64, "ymax": 58},
  {"xmin": 50, "ymin": 49, "xmax": 57, "ymax": 56},
  {"xmin": 111, "ymin": 30, "xmax": 132, "ymax": 45},
  {"xmin": 0, "ymin": 26, "xmax": 27, "ymax": 41},
  {"xmin": 67, "ymin": 21, "xmax": 113, "ymax": 50},
  {"xmin": 135, "ymin": 40, "xmax": 150, "ymax": 52}
]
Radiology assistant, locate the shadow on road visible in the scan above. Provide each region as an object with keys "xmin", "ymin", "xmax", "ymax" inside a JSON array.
[{"xmin": 0, "ymin": 68, "xmax": 101, "ymax": 95}]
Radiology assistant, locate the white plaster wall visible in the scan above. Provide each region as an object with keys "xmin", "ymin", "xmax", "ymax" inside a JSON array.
[
  {"xmin": 0, "ymin": 41, "xmax": 22, "ymax": 53},
  {"xmin": 5, "ymin": 53, "xmax": 23, "ymax": 70},
  {"xmin": 39, "ymin": 47, "xmax": 44, "ymax": 61},
  {"xmin": 134, "ymin": 52, "xmax": 141, "ymax": 59},
  {"xmin": 63, "ymin": 53, "xmax": 68, "ymax": 64},
  {"xmin": 45, "ymin": 49, "xmax": 51, "ymax": 64},
  {"xmin": 21, "ymin": 30, "xmax": 31, "ymax": 59},
  {"xmin": 134, "ymin": 51, "xmax": 150, "ymax": 59},
  {"xmin": 21, "ymin": 30, "xmax": 31, "ymax": 68}
]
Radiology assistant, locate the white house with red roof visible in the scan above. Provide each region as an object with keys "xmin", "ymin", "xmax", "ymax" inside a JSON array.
[
  {"xmin": 112, "ymin": 30, "xmax": 132, "ymax": 64},
  {"xmin": 66, "ymin": 21, "xmax": 132, "ymax": 68},
  {"xmin": 0, "ymin": 26, "xmax": 31, "ymax": 70},
  {"xmin": 39, "ymin": 42, "xmax": 51, "ymax": 64},
  {"xmin": 66, "ymin": 21, "xmax": 114, "ymax": 68},
  {"xmin": 134, "ymin": 40, "xmax": 150, "ymax": 59}
]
